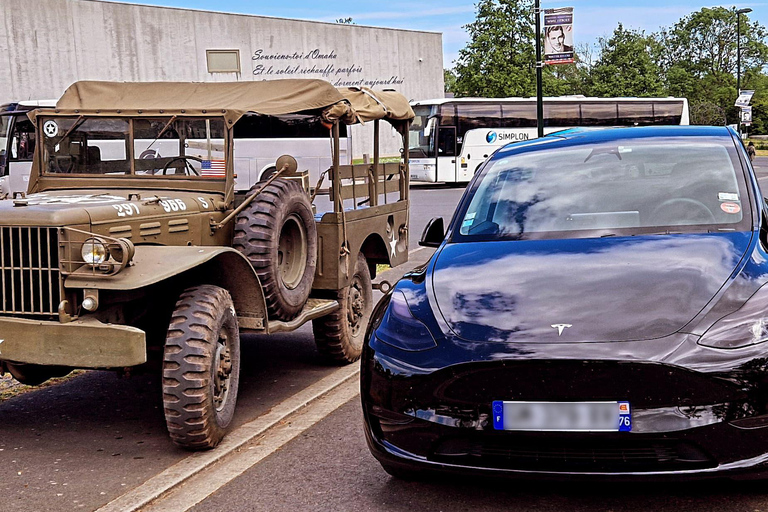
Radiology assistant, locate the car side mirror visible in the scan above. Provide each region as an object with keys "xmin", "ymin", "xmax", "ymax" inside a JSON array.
[{"xmin": 419, "ymin": 217, "xmax": 444, "ymax": 247}]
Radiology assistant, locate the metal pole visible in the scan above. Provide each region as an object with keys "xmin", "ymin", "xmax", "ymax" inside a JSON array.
[
  {"xmin": 535, "ymin": 0, "xmax": 544, "ymax": 138},
  {"xmin": 738, "ymin": 12, "xmax": 742, "ymax": 93}
]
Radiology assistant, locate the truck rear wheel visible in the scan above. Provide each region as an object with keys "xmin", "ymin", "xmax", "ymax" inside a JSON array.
[
  {"xmin": 313, "ymin": 253, "xmax": 373, "ymax": 364},
  {"xmin": 162, "ymin": 285, "xmax": 241, "ymax": 450},
  {"xmin": 234, "ymin": 178, "xmax": 317, "ymax": 321}
]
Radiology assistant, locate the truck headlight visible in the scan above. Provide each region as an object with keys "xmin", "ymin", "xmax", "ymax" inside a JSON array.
[{"xmin": 81, "ymin": 238, "xmax": 108, "ymax": 265}]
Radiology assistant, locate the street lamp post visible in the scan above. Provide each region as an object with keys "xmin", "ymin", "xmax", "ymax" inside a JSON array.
[
  {"xmin": 737, "ymin": 7, "xmax": 752, "ymax": 136},
  {"xmin": 535, "ymin": 0, "xmax": 544, "ymax": 138}
]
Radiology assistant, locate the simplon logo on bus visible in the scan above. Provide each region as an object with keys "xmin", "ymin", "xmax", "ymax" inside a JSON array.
[{"xmin": 486, "ymin": 131, "xmax": 530, "ymax": 144}]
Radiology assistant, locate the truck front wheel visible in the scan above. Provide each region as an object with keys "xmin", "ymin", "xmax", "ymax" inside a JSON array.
[
  {"xmin": 312, "ymin": 253, "xmax": 373, "ymax": 364},
  {"xmin": 162, "ymin": 285, "xmax": 241, "ymax": 450}
]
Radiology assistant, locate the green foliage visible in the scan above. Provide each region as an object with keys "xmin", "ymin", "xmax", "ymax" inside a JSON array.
[
  {"xmin": 444, "ymin": 69, "xmax": 458, "ymax": 94},
  {"xmin": 451, "ymin": 2, "xmax": 768, "ymax": 132},
  {"xmin": 587, "ymin": 24, "xmax": 664, "ymax": 97},
  {"xmin": 453, "ymin": 0, "xmax": 536, "ymax": 97}
]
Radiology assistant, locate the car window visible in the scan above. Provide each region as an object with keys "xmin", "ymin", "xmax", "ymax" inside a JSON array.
[{"xmin": 456, "ymin": 135, "xmax": 750, "ymax": 241}]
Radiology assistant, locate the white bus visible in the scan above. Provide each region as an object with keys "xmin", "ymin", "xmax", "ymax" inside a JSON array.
[
  {"xmin": 0, "ymin": 100, "xmax": 57, "ymax": 198},
  {"xmin": 408, "ymin": 96, "xmax": 690, "ymax": 184}
]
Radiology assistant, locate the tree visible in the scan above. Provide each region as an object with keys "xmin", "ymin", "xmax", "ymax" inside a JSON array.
[
  {"xmin": 587, "ymin": 24, "xmax": 664, "ymax": 97},
  {"xmin": 444, "ymin": 69, "xmax": 458, "ymax": 95},
  {"xmin": 453, "ymin": 0, "xmax": 537, "ymax": 97}
]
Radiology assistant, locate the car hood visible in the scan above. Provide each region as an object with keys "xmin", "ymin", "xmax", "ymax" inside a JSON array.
[{"xmin": 430, "ymin": 233, "xmax": 753, "ymax": 343}]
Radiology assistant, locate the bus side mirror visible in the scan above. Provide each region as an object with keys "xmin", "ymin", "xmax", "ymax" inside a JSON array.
[{"xmin": 419, "ymin": 217, "xmax": 444, "ymax": 247}]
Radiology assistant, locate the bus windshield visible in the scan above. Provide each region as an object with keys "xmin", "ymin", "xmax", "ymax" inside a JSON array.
[
  {"xmin": 41, "ymin": 116, "xmax": 227, "ymax": 177},
  {"xmin": 0, "ymin": 114, "xmax": 10, "ymax": 169},
  {"xmin": 409, "ymin": 105, "xmax": 436, "ymax": 158}
]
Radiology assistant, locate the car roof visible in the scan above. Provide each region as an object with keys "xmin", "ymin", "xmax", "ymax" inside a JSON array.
[{"xmin": 496, "ymin": 126, "xmax": 736, "ymax": 157}]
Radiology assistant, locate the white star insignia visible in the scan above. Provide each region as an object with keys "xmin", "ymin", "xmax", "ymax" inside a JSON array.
[{"xmin": 388, "ymin": 230, "xmax": 398, "ymax": 258}]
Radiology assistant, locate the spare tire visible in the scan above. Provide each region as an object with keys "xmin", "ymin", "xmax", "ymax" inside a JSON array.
[{"xmin": 234, "ymin": 178, "xmax": 317, "ymax": 321}]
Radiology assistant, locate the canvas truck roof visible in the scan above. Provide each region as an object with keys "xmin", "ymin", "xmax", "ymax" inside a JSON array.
[
  {"xmin": 33, "ymin": 79, "xmax": 356, "ymax": 126},
  {"xmin": 337, "ymin": 87, "xmax": 414, "ymax": 132}
]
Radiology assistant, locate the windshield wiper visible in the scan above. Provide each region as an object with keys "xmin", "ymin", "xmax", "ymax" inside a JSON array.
[
  {"xmin": 56, "ymin": 115, "xmax": 85, "ymax": 144},
  {"xmin": 144, "ymin": 115, "xmax": 178, "ymax": 153}
]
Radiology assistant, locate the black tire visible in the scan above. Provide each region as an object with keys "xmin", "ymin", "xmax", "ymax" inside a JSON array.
[
  {"xmin": 162, "ymin": 285, "xmax": 241, "ymax": 450},
  {"xmin": 6, "ymin": 363, "xmax": 71, "ymax": 386},
  {"xmin": 380, "ymin": 462, "xmax": 424, "ymax": 481},
  {"xmin": 313, "ymin": 253, "xmax": 373, "ymax": 364},
  {"xmin": 234, "ymin": 178, "xmax": 317, "ymax": 321}
]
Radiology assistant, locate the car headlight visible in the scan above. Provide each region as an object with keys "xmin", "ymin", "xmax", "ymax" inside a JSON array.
[
  {"xmin": 81, "ymin": 238, "xmax": 108, "ymax": 265},
  {"xmin": 698, "ymin": 285, "xmax": 768, "ymax": 349},
  {"xmin": 374, "ymin": 290, "xmax": 437, "ymax": 352}
]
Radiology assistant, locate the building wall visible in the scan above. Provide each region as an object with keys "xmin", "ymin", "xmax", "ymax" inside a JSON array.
[{"xmin": 0, "ymin": 0, "xmax": 444, "ymax": 157}]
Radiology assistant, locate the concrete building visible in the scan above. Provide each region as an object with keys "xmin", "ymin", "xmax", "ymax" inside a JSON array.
[{"xmin": 0, "ymin": 0, "xmax": 444, "ymax": 156}]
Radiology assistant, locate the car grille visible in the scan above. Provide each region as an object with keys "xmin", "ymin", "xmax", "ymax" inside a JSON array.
[
  {"xmin": 431, "ymin": 437, "xmax": 716, "ymax": 473},
  {"xmin": 0, "ymin": 227, "xmax": 61, "ymax": 315}
]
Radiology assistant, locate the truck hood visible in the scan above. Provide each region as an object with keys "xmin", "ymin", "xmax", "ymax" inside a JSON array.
[
  {"xmin": 0, "ymin": 190, "xmax": 216, "ymax": 228},
  {"xmin": 430, "ymin": 233, "xmax": 753, "ymax": 343}
]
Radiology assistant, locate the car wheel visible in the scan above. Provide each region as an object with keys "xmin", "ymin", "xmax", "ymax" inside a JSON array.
[
  {"xmin": 233, "ymin": 178, "xmax": 317, "ymax": 321},
  {"xmin": 162, "ymin": 284, "xmax": 241, "ymax": 450},
  {"xmin": 313, "ymin": 253, "xmax": 373, "ymax": 364}
]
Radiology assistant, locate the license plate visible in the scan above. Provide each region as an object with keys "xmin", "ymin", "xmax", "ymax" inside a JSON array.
[{"xmin": 492, "ymin": 401, "xmax": 631, "ymax": 432}]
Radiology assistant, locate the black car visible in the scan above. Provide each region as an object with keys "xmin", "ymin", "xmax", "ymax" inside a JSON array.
[{"xmin": 362, "ymin": 126, "xmax": 768, "ymax": 480}]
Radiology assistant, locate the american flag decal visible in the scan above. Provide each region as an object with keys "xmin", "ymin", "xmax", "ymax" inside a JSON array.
[{"xmin": 201, "ymin": 159, "xmax": 226, "ymax": 177}]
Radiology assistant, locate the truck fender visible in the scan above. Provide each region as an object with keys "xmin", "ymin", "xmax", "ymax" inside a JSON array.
[{"xmin": 64, "ymin": 246, "xmax": 267, "ymax": 326}]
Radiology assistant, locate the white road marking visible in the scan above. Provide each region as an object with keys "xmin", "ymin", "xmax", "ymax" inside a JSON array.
[
  {"xmin": 143, "ymin": 378, "xmax": 360, "ymax": 512},
  {"xmin": 95, "ymin": 364, "xmax": 360, "ymax": 512},
  {"xmin": 95, "ymin": 245, "xmax": 433, "ymax": 512}
]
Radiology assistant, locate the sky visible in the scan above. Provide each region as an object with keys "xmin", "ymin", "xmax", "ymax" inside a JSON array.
[{"xmin": 108, "ymin": 0, "xmax": 768, "ymax": 68}]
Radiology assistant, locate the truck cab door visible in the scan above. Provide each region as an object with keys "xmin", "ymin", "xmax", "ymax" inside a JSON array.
[{"xmin": 6, "ymin": 117, "xmax": 35, "ymax": 196}]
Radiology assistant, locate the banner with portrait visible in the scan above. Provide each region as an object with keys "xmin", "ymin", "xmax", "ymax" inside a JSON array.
[{"xmin": 544, "ymin": 7, "xmax": 574, "ymax": 65}]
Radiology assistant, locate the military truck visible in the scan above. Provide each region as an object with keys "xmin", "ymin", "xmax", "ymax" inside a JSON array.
[{"xmin": 0, "ymin": 79, "xmax": 413, "ymax": 449}]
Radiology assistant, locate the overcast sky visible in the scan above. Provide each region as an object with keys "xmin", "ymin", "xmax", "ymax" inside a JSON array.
[{"xmin": 110, "ymin": 0, "xmax": 767, "ymax": 67}]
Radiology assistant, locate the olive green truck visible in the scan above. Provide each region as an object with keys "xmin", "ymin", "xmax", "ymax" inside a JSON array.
[{"xmin": 0, "ymin": 79, "xmax": 413, "ymax": 449}]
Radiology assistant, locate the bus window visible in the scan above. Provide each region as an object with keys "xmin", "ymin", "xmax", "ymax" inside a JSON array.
[
  {"xmin": 581, "ymin": 103, "xmax": 618, "ymax": 126},
  {"xmin": 653, "ymin": 102, "xmax": 683, "ymax": 124},
  {"xmin": 11, "ymin": 118, "xmax": 37, "ymax": 161},
  {"xmin": 501, "ymin": 103, "xmax": 537, "ymax": 127},
  {"xmin": 439, "ymin": 104, "xmax": 457, "ymax": 126},
  {"xmin": 457, "ymin": 104, "xmax": 503, "ymax": 133},
  {"xmin": 438, "ymin": 127, "xmax": 457, "ymax": 157},
  {"xmin": 544, "ymin": 102, "xmax": 580, "ymax": 127},
  {"xmin": 618, "ymin": 103, "xmax": 654, "ymax": 125},
  {"xmin": 233, "ymin": 114, "xmax": 345, "ymax": 138}
]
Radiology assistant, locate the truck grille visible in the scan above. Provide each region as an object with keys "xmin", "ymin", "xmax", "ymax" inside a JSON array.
[{"xmin": 0, "ymin": 227, "xmax": 61, "ymax": 315}]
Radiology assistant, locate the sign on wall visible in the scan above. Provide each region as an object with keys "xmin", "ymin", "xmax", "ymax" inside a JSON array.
[{"xmin": 543, "ymin": 7, "xmax": 574, "ymax": 65}]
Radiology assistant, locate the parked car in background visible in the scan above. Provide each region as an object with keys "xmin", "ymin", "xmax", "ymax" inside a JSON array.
[{"xmin": 362, "ymin": 125, "xmax": 768, "ymax": 480}]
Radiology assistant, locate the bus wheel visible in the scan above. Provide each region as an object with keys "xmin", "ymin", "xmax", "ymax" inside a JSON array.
[
  {"xmin": 234, "ymin": 178, "xmax": 317, "ymax": 320},
  {"xmin": 313, "ymin": 253, "xmax": 373, "ymax": 364},
  {"xmin": 163, "ymin": 285, "xmax": 241, "ymax": 450}
]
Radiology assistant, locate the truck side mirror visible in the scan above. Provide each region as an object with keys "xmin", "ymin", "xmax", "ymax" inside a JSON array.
[{"xmin": 419, "ymin": 217, "xmax": 444, "ymax": 247}]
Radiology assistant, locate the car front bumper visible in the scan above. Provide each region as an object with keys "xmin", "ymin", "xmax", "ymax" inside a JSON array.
[{"xmin": 362, "ymin": 336, "xmax": 768, "ymax": 480}]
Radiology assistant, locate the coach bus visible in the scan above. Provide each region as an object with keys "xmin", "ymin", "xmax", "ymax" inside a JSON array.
[
  {"xmin": 0, "ymin": 100, "xmax": 56, "ymax": 198},
  {"xmin": 409, "ymin": 96, "xmax": 690, "ymax": 184}
]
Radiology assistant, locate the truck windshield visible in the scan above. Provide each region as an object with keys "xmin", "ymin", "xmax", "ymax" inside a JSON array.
[
  {"xmin": 41, "ymin": 116, "xmax": 227, "ymax": 177},
  {"xmin": 409, "ymin": 105, "xmax": 435, "ymax": 158}
]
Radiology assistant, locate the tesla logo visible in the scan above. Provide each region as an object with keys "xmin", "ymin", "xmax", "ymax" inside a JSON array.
[{"xmin": 551, "ymin": 324, "xmax": 572, "ymax": 336}]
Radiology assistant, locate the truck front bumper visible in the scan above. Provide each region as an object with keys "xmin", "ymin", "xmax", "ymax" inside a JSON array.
[{"xmin": 0, "ymin": 315, "xmax": 146, "ymax": 368}]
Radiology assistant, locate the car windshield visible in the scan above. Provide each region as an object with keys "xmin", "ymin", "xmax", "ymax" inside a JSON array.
[
  {"xmin": 40, "ymin": 116, "xmax": 226, "ymax": 177},
  {"xmin": 455, "ymin": 134, "xmax": 750, "ymax": 241}
]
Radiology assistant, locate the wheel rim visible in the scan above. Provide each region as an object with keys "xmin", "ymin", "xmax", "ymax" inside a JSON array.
[
  {"xmin": 213, "ymin": 330, "xmax": 233, "ymax": 412},
  {"xmin": 278, "ymin": 214, "xmax": 307, "ymax": 290},
  {"xmin": 347, "ymin": 275, "xmax": 367, "ymax": 337}
]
